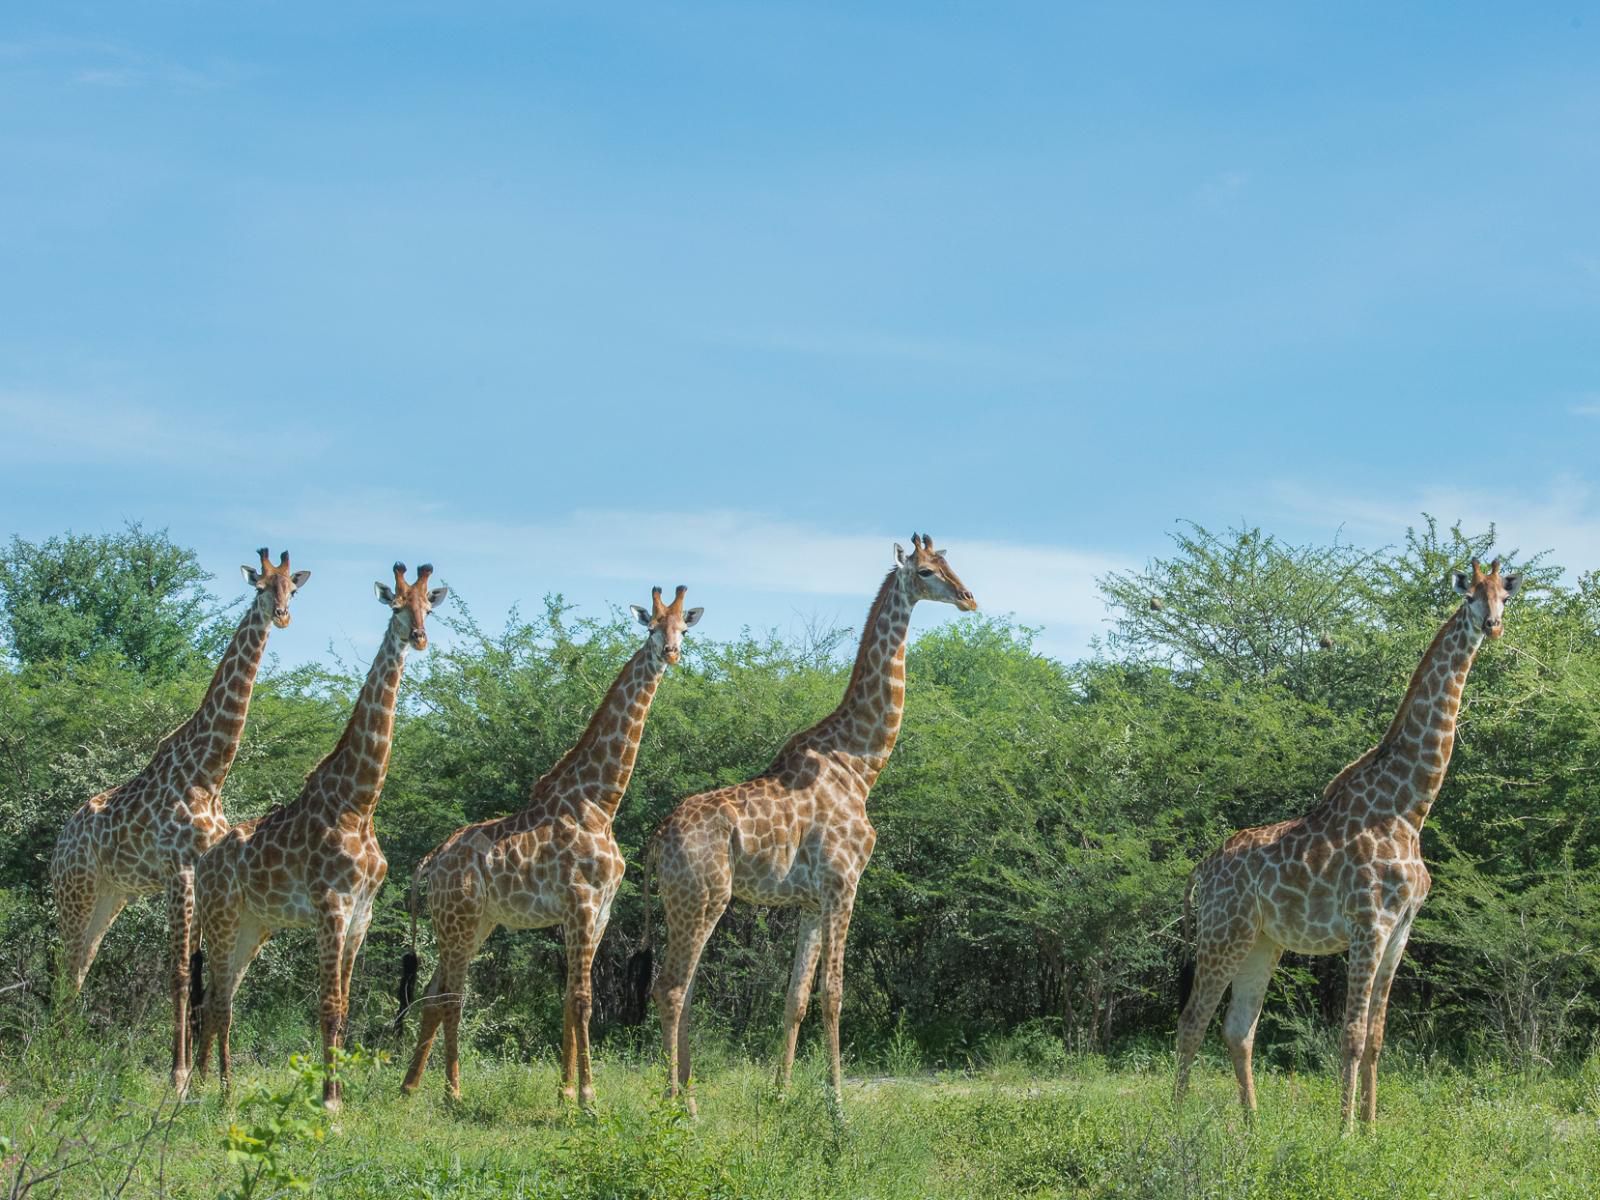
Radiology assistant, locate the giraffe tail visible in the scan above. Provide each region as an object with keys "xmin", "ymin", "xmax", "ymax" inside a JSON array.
[
  {"xmin": 1177, "ymin": 869, "xmax": 1197, "ymax": 1017},
  {"xmin": 187, "ymin": 949, "xmax": 205, "ymax": 1048},
  {"xmin": 394, "ymin": 855, "xmax": 429, "ymax": 1033},
  {"xmin": 622, "ymin": 837, "xmax": 657, "ymax": 1026}
]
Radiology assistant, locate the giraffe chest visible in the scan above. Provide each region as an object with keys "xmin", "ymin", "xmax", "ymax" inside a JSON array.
[
  {"xmin": 479, "ymin": 820, "xmax": 625, "ymax": 931},
  {"xmin": 1248, "ymin": 828, "xmax": 1428, "ymax": 953},
  {"xmin": 232, "ymin": 818, "xmax": 388, "ymax": 927},
  {"xmin": 91, "ymin": 782, "xmax": 229, "ymax": 893},
  {"xmin": 730, "ymin": 796, "xmax": 876, "ymax": 907}
]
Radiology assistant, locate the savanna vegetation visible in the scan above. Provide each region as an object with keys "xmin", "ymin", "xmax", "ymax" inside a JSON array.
[{"xmin": 2, "ymin": 518, "xmax": 1598, "ymax": 1197}]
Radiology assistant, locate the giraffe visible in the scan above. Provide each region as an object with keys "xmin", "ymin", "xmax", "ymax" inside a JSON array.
[
  {"xmin": 397, "ymin": 585, "xmax": 703, "ymax": 1107},
  {"xmin": 630, "ymin": 534, "xmax": 976, "ymax": 1115},
  {"xmin": 1173, "ymin": 558, "xmax": 1523, "ymax": 1130},
  {"xmin": 50, "ymin": 548, "xmax": 310, "ymax": 1088},
  {"xmin": 194, "ymin": 562, "xmax": 446, "ymax": 1109}
]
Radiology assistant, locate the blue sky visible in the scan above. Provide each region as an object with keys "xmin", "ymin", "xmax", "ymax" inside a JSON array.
[{"xmin": 2, "ymin": 3, "xmax": 1597, "ymax": 666}]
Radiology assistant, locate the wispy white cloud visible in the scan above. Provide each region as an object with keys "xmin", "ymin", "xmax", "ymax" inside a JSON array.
[
  {"xmin": 0, "ymin": 35, "xmax": 237, "ymax": 90},
  {"xmin": 1568, "ymin": 395, "xmax": 1600, "ymax": 418},
  {"xmin": 1198, "ymin": 169, "xmax": 1250, "ymax": 211},
  {"xmin": 698, "ymin": 326, "xmax": 1081, "ymax": 383},
  {"xmin": 245, "ymin": 495, "xmax": 1127, "ymax": 659},
  {"xmin": 0, "ymin": 390, "xmax": 325, "ymax": 468},
  {"xmin": 1270, "ymin": 473, "xmax": 1600, "ymax": 575}
]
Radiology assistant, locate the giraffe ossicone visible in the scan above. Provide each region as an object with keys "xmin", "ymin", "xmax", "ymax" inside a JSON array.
[
  {"xmin": 193, "ymin": 560, "xmax": 444, "ymax": 1110},
  {"xmin": 633, "ymin": 533, "xmax": 976, "ymax": 1115},
  {"xmin": 399, "ymin": 583, "xmax": 701, "ymax": 1107},
  {"xmin": 50, "ymin": 546, "xmax": 309, "ymax": 1091},
  {"xmin": 1174, "ymin": 556, "xmax": 1523, "ymax": 1129}
]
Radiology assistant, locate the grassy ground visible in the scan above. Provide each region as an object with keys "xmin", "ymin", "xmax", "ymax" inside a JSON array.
[{"xmin": 3, "ymin": 1027, "xmax": 1599, "ymax": 1199}]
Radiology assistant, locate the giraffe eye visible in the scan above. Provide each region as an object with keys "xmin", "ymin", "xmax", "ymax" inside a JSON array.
[{"xmin": 917, "ymin": 568, "xmax": 936, "ymax": 577}]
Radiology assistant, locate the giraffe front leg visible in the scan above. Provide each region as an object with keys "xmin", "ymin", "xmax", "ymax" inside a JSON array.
[
  {"xmin": 775, "ymin": 911, "xmax": 823, "ymax": 1096},
  {"xmin": 1361, "ymin": 915, "xmax": 1414, "ymax": 1125},
  {"xmin": 338, "ymin": 900, "xmax": 376, "ymax": 1046},
  {"xmin": 168, "ymin": 870, "xmax": 197, "ymax": 1091},
  {"xmin": 316, "ymin": 908, "xmax": 350, "ymax": 1110},
  {"xmin": 561, "ymin": 904, "xmax": 602, "ymax": 1111},
  {"xmin": 818, "ymin": 899, "xmax": 857, "ymax": 1116},
  {"xmin": 1339, "ymin": 927, "xmax": 1389, "ymax": 1133}
]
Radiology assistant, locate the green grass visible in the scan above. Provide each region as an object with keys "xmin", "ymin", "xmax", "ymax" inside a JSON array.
[{"xmin": 4, "ymin": 1028, "xmax": 1599, "ymax": 1199}]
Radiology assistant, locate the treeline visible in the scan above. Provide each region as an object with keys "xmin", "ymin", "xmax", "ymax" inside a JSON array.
[{"xmin": 1, "ymin": 519, "xmax": 1597, "ymax": 1071}]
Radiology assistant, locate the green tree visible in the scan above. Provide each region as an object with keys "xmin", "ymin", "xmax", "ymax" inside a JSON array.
[{"xmin": 0, "ymin": 523, "xmax": 225, "ymax": 676}]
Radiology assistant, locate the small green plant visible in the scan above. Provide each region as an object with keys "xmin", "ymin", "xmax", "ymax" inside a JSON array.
[
  {"xmin": 881, "ymin": 1011, "xmax": 923, "ymax": 1077},
  {"xmin": 220, "ymin": 1046, "xmax": 382, "ymax": 1200}
]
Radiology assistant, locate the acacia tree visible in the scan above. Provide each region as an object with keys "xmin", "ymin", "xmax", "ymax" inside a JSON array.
[{"xmin": 0, "ymin": 523, "xmax": 225, "ymax": 677}]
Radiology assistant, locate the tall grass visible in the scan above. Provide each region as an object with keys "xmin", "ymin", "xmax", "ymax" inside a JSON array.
[{"xmin": 4, "ymin": 1018, "xmax": 1599, "ymax": 1198}]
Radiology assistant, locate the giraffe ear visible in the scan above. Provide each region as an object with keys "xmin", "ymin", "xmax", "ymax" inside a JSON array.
[
  {"xmin": 290, "ymin": 570, "xmax": 312, "ymax": 588},
  {"xmin": 630, "ymin": 605, "xmax": 652, "ymax": 628},
  {"xmin": 894, "ymin": 543, "xmax": 907, "ymax": 566},
  {"xmin": 428, "ymin": 586, "xmax": 450, "ymax": 608},
  {"xmin": 241, "ymin": 565, "xmax": 263, "ymax": 588},
  {"xmin": 375, "ymin": 582, "xmax": 397, "ymax": 606},
  {"xmin": 683, "ymin": 607, "xmax": 704, "ymax": 627},
  {"xmin": 1451, "ymin": 571, "xmax": 1472, "ymax": 596},
  {"xmin": 1502, "ymin": 572, "xmax": 1524, "ymax": 597}
]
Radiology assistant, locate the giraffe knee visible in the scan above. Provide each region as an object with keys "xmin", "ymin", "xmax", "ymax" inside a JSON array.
[
  {"xmin": 653, "ymin": 979, "xmax": 684, "ymax": 1011},
  {"xmin": 1342, "ymin": 1019, "xmax": 1368, "ymax": 1055},
  {"xmin": 820, "ymin": 987, "xmax": 842, "ymax": 1021},
  {"xmin": 1362, "ymin": 1029, "xmax": 1385, "ymax": 1064}
]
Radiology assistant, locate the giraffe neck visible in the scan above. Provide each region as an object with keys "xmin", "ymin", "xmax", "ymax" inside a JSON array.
[
  {"xmin": 310, "ymin": 618, "xmax": 410, "ymax": 823},
  {"xmin": 1327, "ymin": 603, "xmax": 1483, "ymax": 831},
  {"xmin": 530, "ymin": 637, "xmax": 667, "ymax": 822},
  {"xmin": 151, "ymin": 595, "xmax": 275, "ymax": 797},
  {"xmin": 793, "ymin": 567, "xmax": 915, "ymax": 787}
]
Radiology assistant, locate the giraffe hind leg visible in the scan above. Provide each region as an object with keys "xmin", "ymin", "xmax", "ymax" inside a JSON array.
[
  {"xmin": 652, "ymin": 885, "xmax": 727, "ymax": 1116},
  {"xmin": 775, "ymin": 911, "xmax": 823, "ymax": 1095},
  {"xmin": 1174, "ymin": 930, "xmax": 1255, "ymax": 1108},
  {"xmin": 1220, "ymin": 938, "xmax": 1282, "ymax": 1116},
  {"xmin": 400, "ymin": 959, "xmax": 447, "ymax": 1094},
  {"xmin": 58, "ymin": 875, "xmax": 127, "ymax": 998}
]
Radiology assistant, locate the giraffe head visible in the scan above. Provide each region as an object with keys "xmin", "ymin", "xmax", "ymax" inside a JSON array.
[
  {"xmin": 375, "ymin": 562, "xmax": 449, "ymax": 651},
  {"xmin": 1451, "ymin": 557, "xmax": 1524, "ymax": 640},
  {"xmin": 629, "ymin": 585, "xmax": 703, "ymax": 665},
  {"xmin": 894, "ymin": 532, "xmax": 977, "ymax": 611},
  {"xmin": 240, "ymin": 548, "xmax": 311, "ymax": 628}
]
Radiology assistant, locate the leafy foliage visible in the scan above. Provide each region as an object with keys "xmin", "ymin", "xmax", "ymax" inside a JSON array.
[
  {"xmin": 1, "ymin": 516, "xmax": 1598, "ymax": 1078},
  {"xmin": 0, "ymin": 524, "xmax": 226, "ymax": 677}
]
